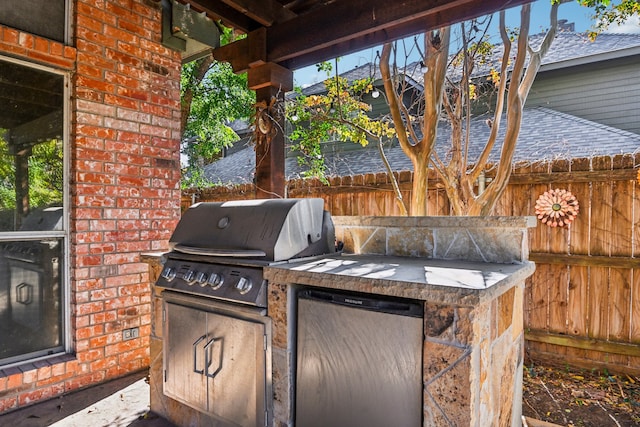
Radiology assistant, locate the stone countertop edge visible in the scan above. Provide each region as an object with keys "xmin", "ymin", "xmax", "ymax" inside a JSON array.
[{"xmin": 264, "ymin": 254, "xmax": 536, "ymax": 306}]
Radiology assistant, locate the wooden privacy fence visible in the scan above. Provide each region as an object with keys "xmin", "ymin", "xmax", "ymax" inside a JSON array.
[{"xmin": 183, "ymin": 154, "xmax": 640, "ymax": 375}]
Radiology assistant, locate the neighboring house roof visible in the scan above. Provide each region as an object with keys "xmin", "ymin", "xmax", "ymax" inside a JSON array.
[
  {"xmin": 532, "ymin": 31, "xmax": 640, "ymax": 70},
  {"xmin": 301, "ymin": 32, "xmax": 640, "ymax": 94},
  {"xmin": 202, "ymin": 107, "xmax": 640, "ymax": 185}
]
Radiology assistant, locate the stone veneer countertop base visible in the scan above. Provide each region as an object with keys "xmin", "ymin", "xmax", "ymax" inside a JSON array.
[{"xmin": 264, "ymin": 254, "xmax": 535, "ymax": 306}]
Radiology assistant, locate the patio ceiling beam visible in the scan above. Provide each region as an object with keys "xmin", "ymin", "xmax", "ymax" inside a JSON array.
[
  {"xmin": 210, "ymin": 0, "xmax": 533, "ymax": 72},
  {"xmin": 218, "ymin": 0, "xmax": 297, "ymax": 26},
  {"xmin": 181, "ymin": 0, "xmax": 260, "ymax": 32},
  {"xmin": 269, "ymin": 0, "xmax": 533, "ymax": 68}
]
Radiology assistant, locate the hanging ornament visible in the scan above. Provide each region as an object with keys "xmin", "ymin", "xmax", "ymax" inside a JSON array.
[
  {"xmin": 534, "ymin": 188, "xmax": 579, "ymax": 228},
  {"xmin": 252, "ymin": 97, "xmax": 280, "ymax": 147}
]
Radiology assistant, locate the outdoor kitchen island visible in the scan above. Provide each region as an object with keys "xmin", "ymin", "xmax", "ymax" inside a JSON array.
[
  {"xmin": 265, "ymin": 216, "xmax": 536, "ymax": 427},
  {"xmin": 145, "ymin": 215, "xmax": 535, "ymax": 427}
]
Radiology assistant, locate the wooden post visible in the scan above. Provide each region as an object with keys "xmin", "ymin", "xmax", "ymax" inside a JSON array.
[
  {"xmin": 14, "ymin": 148, "xmax": 31, "ymax": 230},
  {"xmin": 248, "ymin": 62, "xmax": 293, "ymax": 199}
]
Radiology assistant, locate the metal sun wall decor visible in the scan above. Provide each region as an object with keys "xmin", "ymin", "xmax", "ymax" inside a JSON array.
[{"xmin": 534, "ymin": 188, "xmax": 580, "ymax": 228}]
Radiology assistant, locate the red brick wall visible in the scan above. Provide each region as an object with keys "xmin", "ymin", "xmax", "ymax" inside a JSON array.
[{"xmin": 0, "ymin": 0, "xmax": 182, "ymax": 412}]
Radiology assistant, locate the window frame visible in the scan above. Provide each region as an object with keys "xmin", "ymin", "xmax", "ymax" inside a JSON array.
[{"xmin": 0, "ymin": 54, "xmax": 70, "ymax": 369}]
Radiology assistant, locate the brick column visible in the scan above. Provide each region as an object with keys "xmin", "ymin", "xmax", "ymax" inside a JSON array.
[{"xmin": 70, "ymin": 0, "xmax": 182, "ymax": 387}]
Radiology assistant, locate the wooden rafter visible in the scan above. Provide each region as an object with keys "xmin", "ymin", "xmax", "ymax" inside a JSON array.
[
  {"xmin": 180, "ymin": 0, "xmax": 259, "ymax": 32},
  {"xmin": 218, "ymin": 0, "xmax": 296, "ymax": 26},
  {"xmin": 190, "ymin": 0, "xmax": 529, "ymax": 71}
]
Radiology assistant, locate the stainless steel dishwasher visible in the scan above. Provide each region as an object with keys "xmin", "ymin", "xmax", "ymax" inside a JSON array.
[{"xmin": 296, "ymin": 288, "xmax": 424, "ymax": 427}]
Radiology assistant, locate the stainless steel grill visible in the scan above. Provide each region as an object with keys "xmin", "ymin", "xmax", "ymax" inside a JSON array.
[{"xmin": 155, "ymin": 198, "xmax": 336, "ymax": 427}]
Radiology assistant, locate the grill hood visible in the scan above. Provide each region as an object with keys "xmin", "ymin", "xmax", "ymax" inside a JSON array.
[{"xmin": 169, "ymin": 198, "xmax": 335, "ymax": 262}]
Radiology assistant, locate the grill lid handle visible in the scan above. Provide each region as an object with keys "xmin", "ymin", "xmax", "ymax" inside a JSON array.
[{"xmin": 173, "ymin": 244, "xmax": 267, "ymax": 258}]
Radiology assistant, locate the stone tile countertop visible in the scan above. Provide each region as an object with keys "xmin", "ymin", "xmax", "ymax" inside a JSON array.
[{"xmin": 264, "ymin": 254, "xmax": 535, "ymax": 306}]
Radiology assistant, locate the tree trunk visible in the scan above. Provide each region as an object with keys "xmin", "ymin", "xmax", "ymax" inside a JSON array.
[
  {"xmin": 180, "ymin": 55, "xmax": 214, "ymax": 136},
  {"xmin": 380, "ymin": 28, "xmax": 450, "ymax": 216}
]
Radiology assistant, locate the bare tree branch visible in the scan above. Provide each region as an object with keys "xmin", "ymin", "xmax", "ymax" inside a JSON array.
[{"xmin": 468, "ymin": 10, "xmax": 511, "ymax": 183}]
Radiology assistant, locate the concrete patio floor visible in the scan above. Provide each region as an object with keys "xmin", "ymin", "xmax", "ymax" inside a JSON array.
[
  {"xmin": 0, "ymin": 370, "xmax": 175, "ymax": 427},
  {"xmin": 0, "ymin": 369, "xmax": 561, "ymax": 427}
]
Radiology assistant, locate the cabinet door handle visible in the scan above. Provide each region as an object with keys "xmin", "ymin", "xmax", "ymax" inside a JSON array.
[
  {"xmin": 193, "ymin": 335, "xmax": 206, "ymax": 374},
  {"xmin": 204, "ymin": 337, "xmax": 222, "ymax": 378}
]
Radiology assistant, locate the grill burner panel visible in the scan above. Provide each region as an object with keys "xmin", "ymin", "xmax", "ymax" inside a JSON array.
[{"xmin": 156, "ymin": 259, "xmax": 268, "ymax": 307}]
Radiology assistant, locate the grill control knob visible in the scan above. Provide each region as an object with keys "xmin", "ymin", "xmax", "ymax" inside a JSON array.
[
  {"xmin": 235, "ymin": 277, "xmax": 252, "ymax": 294},
  {"xmin": 195, "ymin": 272, "xmax": 208, "ymax": 287},
  {"xmin": 182, "ymin": 269, "xmax": 196, "ymax": 284},
  {"xmin": 207, "ymin": 273, "xmax": 224, "ymax": 290},
  {"xmin": 161, "ymin": 267, "xmax": 176, "ymax": 282}
]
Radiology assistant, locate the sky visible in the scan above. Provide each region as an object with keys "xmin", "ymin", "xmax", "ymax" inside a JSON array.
[{"xmin": 292, "ymin": 0, "xmax": 640, "ymax": 88}]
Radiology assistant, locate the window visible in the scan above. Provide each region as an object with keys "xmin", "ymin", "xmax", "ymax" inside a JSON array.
[
  {"xmin": 0, "ymin": 0, "xmax": 68, "ymax": 43},
  {"xmin": 0, "ymin": 56, "xmax": 67, "ymax": 368}
]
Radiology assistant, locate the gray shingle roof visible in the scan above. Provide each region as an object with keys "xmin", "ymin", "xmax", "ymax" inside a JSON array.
[
  {"xmin": 301, "ymin": 32, "xmax": 640, "ymax": 93},
  {"xmin": 202, "ymin": 107, "xmax": 640, "ymax": 185},
  {"xmin": 533, "ymin": 32, "xmax": 640, "ymax": 64}
]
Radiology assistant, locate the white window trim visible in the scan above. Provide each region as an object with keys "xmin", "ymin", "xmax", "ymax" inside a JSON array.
[{"xmin": 0, "ymin": 54, "xmax": 71, "ymax": 368}]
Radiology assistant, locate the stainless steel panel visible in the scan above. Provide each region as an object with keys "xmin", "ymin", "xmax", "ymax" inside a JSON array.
[
  {"xmin": 164, "ymin": 303, "xmax": 208, "ymax": 411},
  {"xmin": 296, "ymin": 294, "xmax": 423, "ymax": 427},
  {"xmin": 205, "ymin": 310, "xmax": 265, "ymax": 426},
  {"xmin": 163, "ymin": 292, "xmax": 270, "ymax": 427}
]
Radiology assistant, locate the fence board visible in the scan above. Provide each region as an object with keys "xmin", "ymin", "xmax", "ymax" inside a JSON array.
[
  {"xmin": 548, "ymin": 265, "xmax": 569, "ymax": 358},
  {"xmin": 590, "ymin": 158, "xmax": 613, "ymax": 257},
  {"xmin": 631, "ymin": 269, "xmax": 640, "ymax": 343},
  {"xmin": 547, "ymin": 162, "xmax": 570, "ymax": 340},
  {"xmin": 548, "ymin": 265, "xmax": 568, "ymax": 335},
  {"xmin": 549, "ymin": 159, "xmax": 571, "ymax": 255},
  {"xmin": 588, "ymin": 266, "xmax": 610, "ymax": 363},
  {"xmin": 568, "ymin": 181, "xmax": 591, "ymax": 255},
  {"xmin": 611, "ymin": 180, "xmax": 633, "ymax": 256},
  {"xmin": 529, "ymin": 264, "xmax": 551, "ymax": 355},
  {"xmin": 567, "ymin": 265, "xmax": 589, "ymax": 361},
  {"xmin": 608, "ymin": 268, "xmax": 632, "ymax": 366},
  {"xmin": 568, "ymin": 158, "xmax": 592, "ymax": 257},
  {"xmin": 630, "ymin": 269, "xmax": 640, "ymax": 377},
  {"xmin": 634, "ymin": 177, "xmax": 640, "ymax": 258},
  {"xmin": 610, "ymin": 268, "xmax": 632, "ymax": 342},
  {"xmin": 564, "ymin": 172, "xmax": 593, "ymax": 363},
  {"xmin": 509, "ymin": 183, "xmax": 530, "ymax": 217}
]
